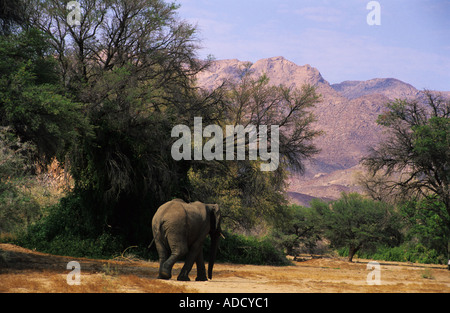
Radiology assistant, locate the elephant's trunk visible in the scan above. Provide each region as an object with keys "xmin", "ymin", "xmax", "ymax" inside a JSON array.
[{"xmin": 208, "ymin": 229, "xmax": 221, "ymax": 280}]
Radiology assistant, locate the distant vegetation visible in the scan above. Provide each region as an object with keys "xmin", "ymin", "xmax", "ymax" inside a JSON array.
[
  {"xmin": 272, "ymin": 194, "xmax": 447, "ymax": 265},
  {"xmin": 0, "ymin": 0, "xmax": 448, "ymax": 267}
]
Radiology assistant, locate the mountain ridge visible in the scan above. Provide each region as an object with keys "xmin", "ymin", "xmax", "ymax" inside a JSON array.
[
  {"xmin": 331, "ymin": 78, "xmax": 420, "ymax": 100},
  {"xmin": 195, "ymin": 56, "xmax": 448, "ymax": 204}
]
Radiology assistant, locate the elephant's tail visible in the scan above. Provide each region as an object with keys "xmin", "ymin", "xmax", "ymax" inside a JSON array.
[{"xmin": 147, "ymin": 238, "xmax": 155, "ymax": 249}]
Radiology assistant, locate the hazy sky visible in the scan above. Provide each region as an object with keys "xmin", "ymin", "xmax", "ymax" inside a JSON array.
[{"xmin": 177, "ymin": 0, "xmax": 450, "ymax": 91}]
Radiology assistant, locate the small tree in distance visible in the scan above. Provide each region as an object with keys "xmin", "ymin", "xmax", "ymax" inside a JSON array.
[
  {"xmin": 270, "ymin": 204, "xmax": 322, "ymax": 257},
  {"xmin": 312, "ymin": 193, "xmax": 402, "ymax": 262}
]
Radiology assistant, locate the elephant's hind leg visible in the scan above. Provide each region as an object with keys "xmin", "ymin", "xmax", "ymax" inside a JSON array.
[
  {"xmin": 155, "ymin": 239, "xmax": 171, "ymax": 280},
  {"xmin": 161, "ymin": 237, "xmax": 188, "ymax": 280}
]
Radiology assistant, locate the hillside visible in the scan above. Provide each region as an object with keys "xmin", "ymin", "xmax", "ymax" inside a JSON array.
[
  {"xmin": 196, "ymin": 56, "xmax": 448, "ymax": 204},
  {"xmin": 331, "ymin": 78, "xmax": 419, "ymax": 100}
]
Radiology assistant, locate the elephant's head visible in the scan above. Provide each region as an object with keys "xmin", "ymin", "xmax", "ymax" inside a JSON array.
[{"xmin": 207, "ymin": 204, "xmax": 221, "ymax": 280}]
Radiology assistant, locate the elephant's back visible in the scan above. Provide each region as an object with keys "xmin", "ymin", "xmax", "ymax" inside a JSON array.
[{"xmin": 153, "ymin": 200, "xmax": 187, "ymax": 228}]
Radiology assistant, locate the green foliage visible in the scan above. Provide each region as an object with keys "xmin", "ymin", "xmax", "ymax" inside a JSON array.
[
  {"xmin": 401, "ymin": 196, "xmax": 449, "ymax": 259},
  {"xmin": 188, "ymin": 163, "xmax": 288, "ymax": 230},
  {"xmin": 364, "ymin": 93, "xmax": 450, "ymax": 260},
  {"xmin": 22, "ymin": 232, "xmax": 123, "ymax": 260},
  {"xmin": 207, "ymin": 231, "xmax": 290, "ymax": 266},
  {"xmin": 0, "ymin": 28, "xmax": 59, "ymax": 84},
  {"xmin": 339, "ymin": 243, "xmax": 445, "ymax": 265},
  {"xmin": 412, "ymin": 116, "xmax": 449, "ymax": 160},
  {"xmin": 187, "ymin": 72, "xmax": 322, "ymax": 231},
  {"xmin": 221, "ymin": 72, "xmax": 322, "ymax": 173},
  {"xmin": 0, "ymin": 0, "xmax": 29, "ymax": 35},
  {"xmin": 313, "ymin": 193, "xmax": 402, "ymax": 261},
  {"xmin": 16, "ymin": 195, "xmax": 124, "ymax": 259},
  {"xmin": 0, "ymin": 127, "xmax": 41, "ymax": 235},
  {"xmin": 270, "ymin": 204, "xmax": 322, "ymax": 255},
  {"xmin": 0, "ymin": 28, "xmax": 90, "ymax": 164},
  {"xmin": 0, "ymin": 126, "xmax": 35, "ymax": 179},
  {"xmin": 0, "ymin": 179, "xmax": 42, "ymax": 235}
]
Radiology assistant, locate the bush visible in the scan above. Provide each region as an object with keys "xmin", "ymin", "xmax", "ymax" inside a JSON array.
[
  {"xmin": 209, "ymin": 231, "xmax": 291, "ymax": 266},
  {"xmin": 24, "ymin": 233, "xmax": 123, "ymax": 259},
  {"xmin": 0, "ymin": 127, "xmax": 42, "ymax": 236},
  {"xmin": 338, "ymin": 243, "xmax": 446, "ymax": 265},
  {"xmin": 0, "ymin": 179, "xmax": 42, "ymax": 235},
  {"xmin": 16, "ymin": 194, "xmax": 125, "ymax": 259}
]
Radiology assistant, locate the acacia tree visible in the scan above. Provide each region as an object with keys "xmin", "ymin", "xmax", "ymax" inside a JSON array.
[
  {"xmin": 189, "ymin": 71, "xmax": 323, "ymax": 230},
  {"xmin": 362, "ymin": 92, "xmax": 450, "ymax": 266},
  {"xmin": 313, "ymin": 193, "xmax": 402, "ymax": 262},
  {"xmin": 270, "ymin": 204, "xmax": 322, "ymax": 256}
]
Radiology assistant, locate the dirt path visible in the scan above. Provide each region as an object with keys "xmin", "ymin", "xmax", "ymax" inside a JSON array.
[{"xmin": 1, "ymin": 244, "xmax": 449, "ymax": 293}]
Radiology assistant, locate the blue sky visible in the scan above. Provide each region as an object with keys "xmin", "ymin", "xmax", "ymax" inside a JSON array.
[{"xmin": 176, "ymin": 0, "xmax": 450, "ymax": 91}]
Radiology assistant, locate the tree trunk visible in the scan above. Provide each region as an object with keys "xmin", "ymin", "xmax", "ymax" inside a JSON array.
[
  {"xmin": 446, "ymin": 202, "xmax": 449, "ymax": 271},
  {"xmin": 447, "ymin": 238, "xmax": 450, "ymax": 271},
  {"xmin": 348, "ymin": 246, "xmax": 359, "ymax": 262}
]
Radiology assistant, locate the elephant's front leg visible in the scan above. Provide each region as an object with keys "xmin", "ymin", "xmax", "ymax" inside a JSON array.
[
  {"xmin": 195, "ymin": 250, "xmax": 208, "ymax": 281},
  {"xmin": 177, "ymin": 239, "xmax": 205, "ymax": 281}
]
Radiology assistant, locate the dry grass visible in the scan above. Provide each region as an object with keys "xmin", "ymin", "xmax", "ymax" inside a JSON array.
[
  {"xmin": 1, "ymin": 244, "xmax": 449, "ymax": 293},
  {"xmin": 0, "ymin": 269, "xmax": 193, "ymax": 293}
]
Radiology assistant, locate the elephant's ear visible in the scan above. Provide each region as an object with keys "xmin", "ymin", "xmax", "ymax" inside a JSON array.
[{"xmin": 210, "ymin": 204, "xmax": 221, "ymax": 232}]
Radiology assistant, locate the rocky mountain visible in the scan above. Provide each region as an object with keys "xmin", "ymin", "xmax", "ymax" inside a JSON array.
[
  {"xmin": 331, "ymin": 78, "xmax": 419, "ymax": 100},
  {"xmin": 197, "ymin": 56, "xmax": 329, "ymax": 91},
  {"xmin": 195, "ymin": 56, "xmax": 447, "ymax": 205}
]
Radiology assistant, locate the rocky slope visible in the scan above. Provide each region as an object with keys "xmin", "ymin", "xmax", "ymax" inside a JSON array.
[
  {"xmin": 196, "ymin": 56, "xmax": 447, "ymax": 205},
  {"xmin": 331, "ymin": 78, "xmax": 420, "ymax": 100}
]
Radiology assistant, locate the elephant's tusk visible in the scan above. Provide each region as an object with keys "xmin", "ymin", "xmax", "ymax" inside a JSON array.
[{"xmin": 220, "ymin": 232, "xmax": 226, "ymax": 239}]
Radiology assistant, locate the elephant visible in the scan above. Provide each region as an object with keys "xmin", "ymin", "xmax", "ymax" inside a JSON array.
[{"xmin": 151, "ymin": 199, "xmax": 221, "ymax": 281}]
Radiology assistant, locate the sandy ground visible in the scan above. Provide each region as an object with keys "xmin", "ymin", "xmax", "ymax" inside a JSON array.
[{"xmin": 1, "ymin": 243, "xmax": 449, "ymax": 293}]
